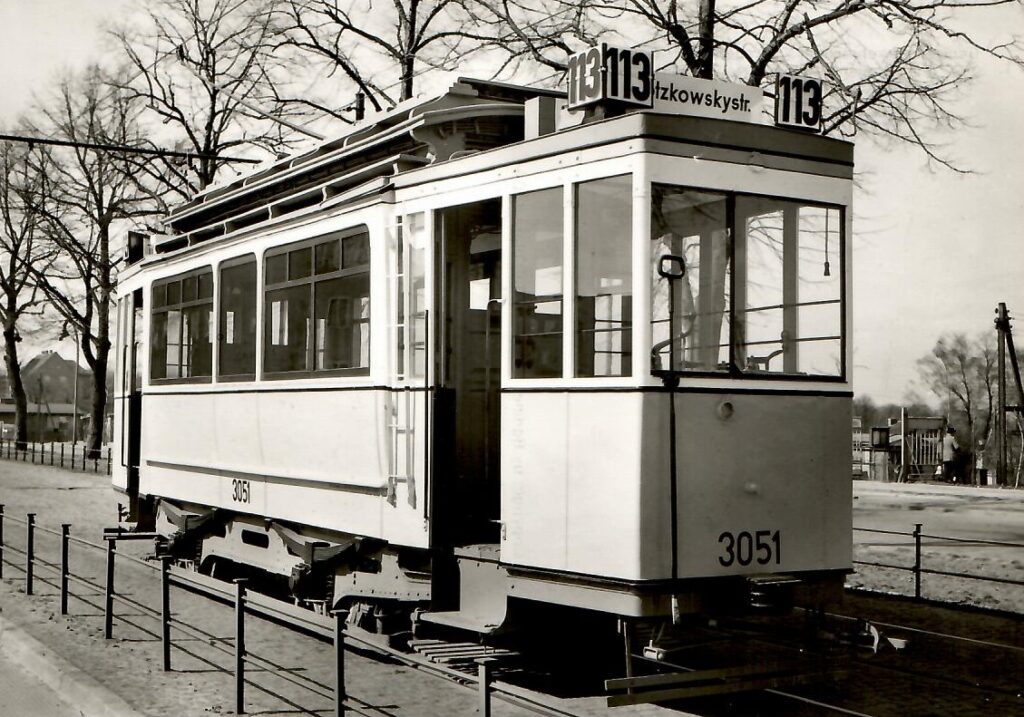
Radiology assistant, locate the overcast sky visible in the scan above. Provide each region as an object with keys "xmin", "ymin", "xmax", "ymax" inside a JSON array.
[{"xmin": 0, "ymin": 1, "xmax": 1021, "ymax": 406}]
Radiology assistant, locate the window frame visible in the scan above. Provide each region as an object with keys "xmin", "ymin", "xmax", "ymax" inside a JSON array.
[
  {"xmin": 261, "ymin": 225, "xmax": 371, "ymax": 380},
  {"xmin": 511, "ymin": 185, "xmax": 565, "ymax": 379},
  {"xmin": 649, "ymin": 183, "xmax": 847, "ymax": 383},
  {"xmin": 149, "ymin": 265, "xmax": 215, "ymax": 385},
  {"xmin": 217, "ymin": 253, "xmax": 258, "ymax": 382},
  {"xmin": 573, "ymin": 173, "xmax": 634, "ymax": 379}
]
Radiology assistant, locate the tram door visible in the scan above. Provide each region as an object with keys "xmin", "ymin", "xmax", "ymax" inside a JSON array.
[
  {"xmin": 119, "ymin": 289, "xmax": 146, "ymax": 522},
  {"xmin": 434, "ymin": 199, "xmax": 502, "ymax": 548}
]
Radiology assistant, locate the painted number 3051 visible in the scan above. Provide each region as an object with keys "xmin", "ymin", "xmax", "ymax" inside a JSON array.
[
  {"xmin": 231, "ymin": 478, "xmax": 251, "ymax": 504},
  {"xmin": 718, "ymin": 530, "xmax": 781, "ymax": 567}
]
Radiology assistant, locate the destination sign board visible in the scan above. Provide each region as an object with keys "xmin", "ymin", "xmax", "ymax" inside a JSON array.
[{"xmin": 651, "ymin": 74, "xmax": 763, "ymax": 123}]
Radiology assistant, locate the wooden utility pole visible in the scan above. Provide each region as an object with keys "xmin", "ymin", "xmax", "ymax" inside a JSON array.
[
  {"xmin": 994, "ymin": 302, "xmax": 1024, "ymax": 487},
  {"xmin": 996, "ymin": 303, "xmax": 1008, "ymax": 485}
]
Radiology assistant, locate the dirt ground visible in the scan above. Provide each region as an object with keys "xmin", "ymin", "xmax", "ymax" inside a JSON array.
[
  {"xmin": 850, "ymin": 480, "xmax": 1024, "ymax": 613},
  {"xmin": 2, "ymin": 462, "xmax": 1022, "ymax": 716},
  {"xmin": 0, "ymin": 460, "xmax": 673, "ymax": 717}
]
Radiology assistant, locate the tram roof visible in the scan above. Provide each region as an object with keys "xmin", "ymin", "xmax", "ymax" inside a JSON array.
[{"xmin": 149, "ymin": 76, "xmax": 852, "ymax": 262}]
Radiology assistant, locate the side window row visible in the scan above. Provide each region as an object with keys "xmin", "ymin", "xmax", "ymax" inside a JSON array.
[{"xmin": 150, "ymin": 228, "xmax": 370, "ymax": 383}]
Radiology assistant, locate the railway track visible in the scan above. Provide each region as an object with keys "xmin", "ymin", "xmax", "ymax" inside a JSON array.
[
  {"xmin": 618, "ymin": 595, "xmax": 1023, "ymax": 717},
  {"xmin": 1, "ymin": 510, "xmax": 1020, "ymax": 717}
]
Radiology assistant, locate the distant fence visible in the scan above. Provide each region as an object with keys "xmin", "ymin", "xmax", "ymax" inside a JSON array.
[
  {"xmin": 853, "ymin": 524, "xmax": 1024, "ymax": 605},
  {"xmin": 0, "ymin": 439, "xmax": 111, "ymax": 475}
]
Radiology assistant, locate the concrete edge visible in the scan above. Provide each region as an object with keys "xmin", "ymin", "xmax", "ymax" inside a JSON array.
[{"xmin": 0, "ymin": 614, "xmax": 142, "ymax": 717}]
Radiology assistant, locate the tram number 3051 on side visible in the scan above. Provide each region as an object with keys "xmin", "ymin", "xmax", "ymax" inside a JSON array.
[
  {"xmin": 718, "ymin": 529, "xmax": 782, "ymax": 567},
  {"xmin": 231, "ymin": 478, "xmax": 251, "ymax": 504}
]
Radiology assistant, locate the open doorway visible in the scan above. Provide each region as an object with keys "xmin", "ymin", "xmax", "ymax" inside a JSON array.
[{"xmin": 433, "ymin": 199, "xmax": 502, "ymax": 548}]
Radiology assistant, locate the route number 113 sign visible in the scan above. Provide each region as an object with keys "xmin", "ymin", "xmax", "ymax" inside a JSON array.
[
  {"xmin": 774, "ymin": 74, "xmax": 823, "ymax": 132},
  {"xmin": 566, "ymin": 44, "xmax": 654, "ymax": 111}
]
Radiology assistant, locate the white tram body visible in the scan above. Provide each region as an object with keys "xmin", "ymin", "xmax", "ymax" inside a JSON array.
[{"xmin": 112, "ymin": 77, "xmax": 853, "ymax": 627}]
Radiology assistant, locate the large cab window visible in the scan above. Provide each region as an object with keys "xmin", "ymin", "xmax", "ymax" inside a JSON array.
[{"xmin": 650, "ymin": 184, "xmax": 843, "ymax": 379}]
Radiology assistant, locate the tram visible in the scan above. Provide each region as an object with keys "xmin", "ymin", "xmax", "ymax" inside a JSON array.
[{"xmin": 112, "ymin": 58, "xmax": 853, "ymax": 637}]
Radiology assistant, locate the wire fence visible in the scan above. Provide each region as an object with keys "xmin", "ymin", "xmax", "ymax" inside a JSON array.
[
  {"xmin": 0, "ymin": 439, "xmax": 111, "ymax": 475},
  {"xmin": 852, "ymin": 524, "xmax": 1024, "ymax": 602},
  {"xmin": 0, "ymin": 503, "xmax": 579, "ymax": 717}
]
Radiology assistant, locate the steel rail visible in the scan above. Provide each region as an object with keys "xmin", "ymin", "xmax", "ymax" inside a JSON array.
[
  {"xmin": 632, "ymin": 651, "xmax": 876, "ymax": 717},
  {"xmin": 824, "ymin": 610, "xmax": 1024, "ymax": 654}
]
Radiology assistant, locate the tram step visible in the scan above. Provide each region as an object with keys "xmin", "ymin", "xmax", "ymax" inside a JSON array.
[{"xmin": 408, "ymin": 639, "xmax": 518, "ymax": 665}]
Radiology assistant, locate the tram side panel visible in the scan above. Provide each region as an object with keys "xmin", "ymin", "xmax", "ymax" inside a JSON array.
[
  {"xmin": 139, "ymin": 389, "xmax": 429, "ymax": 548},
  {"xmin": 501, "ymin": 392, "xmax": 646, "ymax": 580},
  {"xmin": 638, "ymin": 392, "xmax": 852, "ymax": 580}
]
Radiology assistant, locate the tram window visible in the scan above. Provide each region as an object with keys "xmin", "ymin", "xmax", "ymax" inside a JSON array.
[
  {"xmin": 646, "ymin": 186, "xmax": 843, "ymax": 379},
  {"xmin": 289, "ymin": 247, "xmax": 312, "ymax": 280},
  {"xmin": 219, "ymin": 257, "xmax": 257, "ymax": 378},
  {"xmin": 315, "ymin": 241, "xmax": 339, "ymax": 274},
  {"xmin": 650, "ymin": 186, "xmax": 730, "ymax": 372},
  {"xmin": 735, "ymin": 198, "xmax": 841, "ymax": 377},
  {"xmin": 265, "ymin": 285, "xmax": 310, "ymax": 372},
  {"xmin": 263, "ymin": 227, "xmax": 370, "ymax": 377},
  {"xmin": 314, "ymin": 276, "xmax": 370, "ymax": 370},
  {"xmin": 512, "ymin": 187, "xmax": 563, "ymax": 378},
  {"xmin": 575, "ymin": 175, "xmax": 632, "ymax": 378},
  {"xmin": 150, "ymin": 268, "xmax": 214, "ymax": 382}
]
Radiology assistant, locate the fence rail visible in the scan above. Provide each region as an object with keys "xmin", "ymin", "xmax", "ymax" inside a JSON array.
[
  {"xmin": 852, "ymin": 523, "xmax": 1024, "ymax": 600},
  {"xmin": 0, "ymin": 439, "xmax": 111, "ymax": 475},
  {"xmin": 0, "ymin": 503, "xmax": 579, "ymax": 717}
]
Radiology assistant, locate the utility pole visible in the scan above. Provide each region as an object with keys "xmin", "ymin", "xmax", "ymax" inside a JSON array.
[{"xmin": 994, "ymin": 302, "xmax": 1024, "ymax": 487}]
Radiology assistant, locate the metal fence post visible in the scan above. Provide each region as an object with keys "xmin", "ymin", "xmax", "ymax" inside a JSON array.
[
  {"xmin": 333, "ymin": 612, "xmax": 346, "ymax": 717},
  {"xmin": 104, "ymin": 537, "xmax": 116, "ymax": 638},
  {"xmin": 60, "ymin": 524, "xmax": 71, "ymax": 615},
  {"xmin": 25, "ymin": 513, "xmax": 35, "ymax": 595},
  {"xmin": 60, "ymin": 443, "xmax": 64, "ymax": 468},
  {"xmin": 50, "ymin": 443, "xmax": 54, "ymax": 466},
  {"xmin": 234, "ymin": 579, "xmax": 247, "ymax": 715},
  {"xmin": 913, "ymin": 523, "xmax": 923, "ymax": 600},
  {"xmin": 0, "ymin": 503, "xmax": 5, "ymax": 580},
  {"xmin": 161, "ymin": 556, "xmax": 172, "ymax": 671},
  {"xmin": 476, "ymin": 657, "xmax": 496, "ymax": 717}
]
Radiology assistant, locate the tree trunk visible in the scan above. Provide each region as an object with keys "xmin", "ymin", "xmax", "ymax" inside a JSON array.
[
  {"xmin": 697, "ymin": 0, "xmax": 716, "ymax": 79},
  {"xmin": 86, "ymin": 345, "xmax": 108, "ymax": 460},
  {"xmin": 2, "ymin": 321, "xmax": 28, "ymax": 449}
]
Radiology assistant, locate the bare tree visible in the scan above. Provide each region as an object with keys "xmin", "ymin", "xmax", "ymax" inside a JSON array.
[
  {"xmin": 24, "ymin": 69, "xmax": 162, "ymax": 458},
  {"xmin": 270, "ymin": 0, "xmax": 529, "ymax": 112},
  {"xmin": 480, "ymin": 0, "xmax": 1024, "ymax": 170},
  {"xmin": 0, "ymin": 143, "xmax": 55, "ymax": 448},
  {"xmin": 111, "ymin": 0, "xmax": 284, "ymax": 201},
  {"xmin": 917, "ymin": 332, "xmax": 996, "ymax": 481}
]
